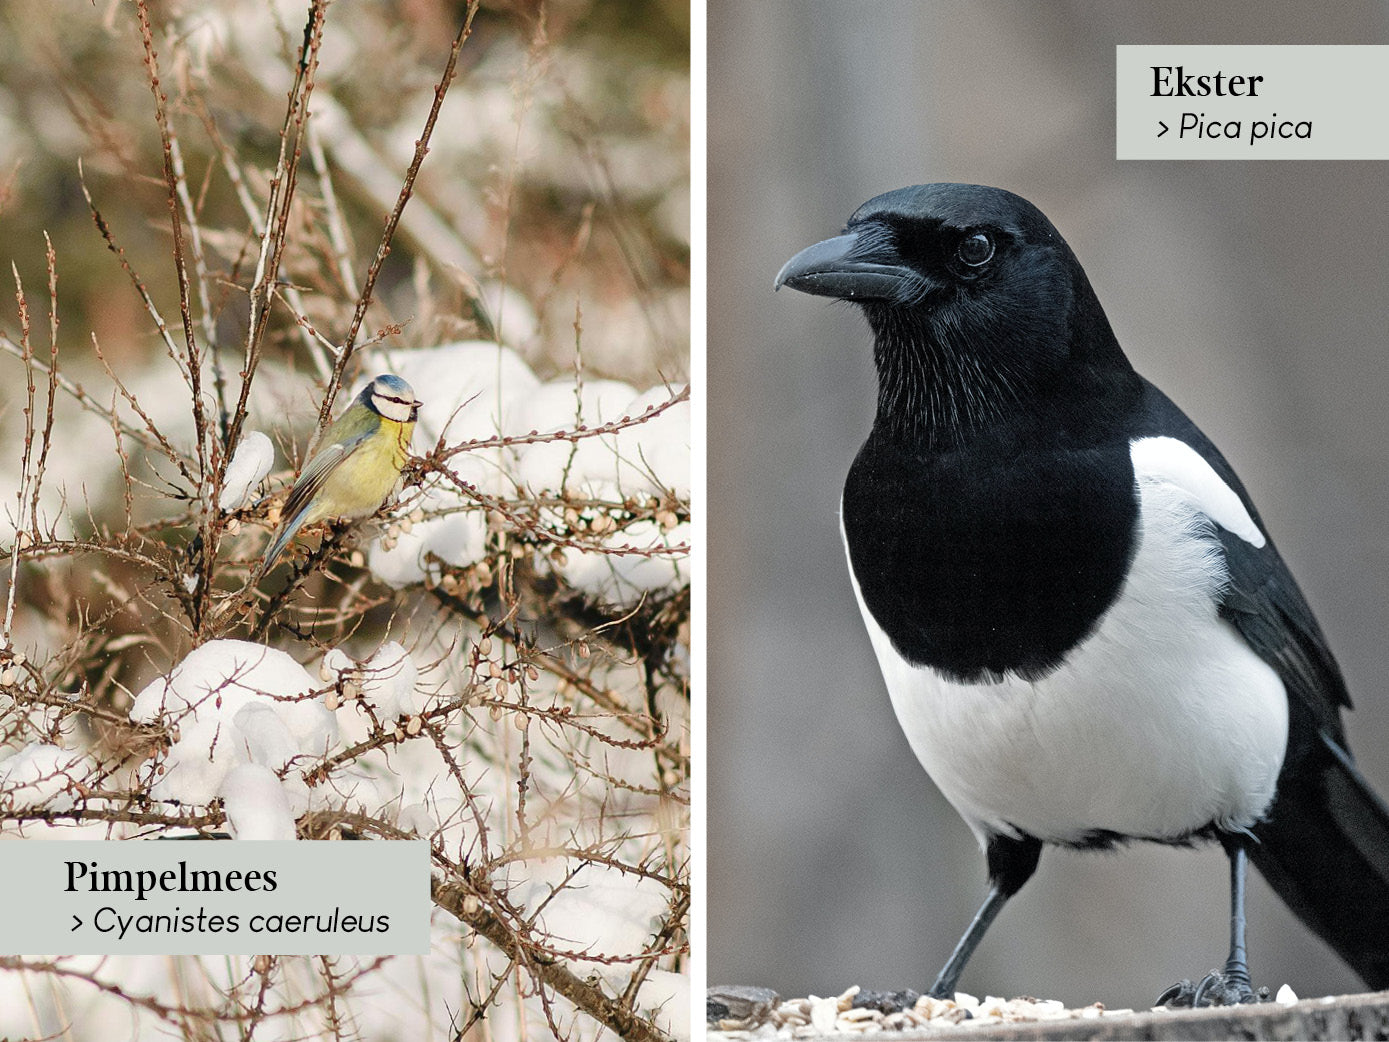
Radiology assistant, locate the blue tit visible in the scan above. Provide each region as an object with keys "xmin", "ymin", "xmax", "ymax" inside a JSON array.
[{"xmin": 260, "ymin": 374, "xmax": 421, "ymax": 573}]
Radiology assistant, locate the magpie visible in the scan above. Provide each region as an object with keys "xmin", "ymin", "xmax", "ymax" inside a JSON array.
[{"xmin": 774, "ymin": 183, "xmax": 1389, "ymax": 1005}]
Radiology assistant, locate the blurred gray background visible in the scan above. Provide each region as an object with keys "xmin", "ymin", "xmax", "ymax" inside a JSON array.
[{"xmin": 708, "ymin": 1, "xmax": 1389, "ymax": 1011}]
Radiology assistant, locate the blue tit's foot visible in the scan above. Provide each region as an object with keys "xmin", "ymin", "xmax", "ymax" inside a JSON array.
[{"xmin": 1157, "ymin": 969, "xmax": 1268, "ymax": 1008}]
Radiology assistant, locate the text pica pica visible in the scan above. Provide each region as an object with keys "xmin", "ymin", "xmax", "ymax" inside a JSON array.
[{"xmin": 775, "ymin": 182, "xmax": 1389, "ymax": 1005}]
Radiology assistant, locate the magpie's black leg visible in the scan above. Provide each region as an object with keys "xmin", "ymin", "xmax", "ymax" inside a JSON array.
[
  {"xmin": 929, "ymin": 884, "xmax": 1009, "ymax": 999},
  {"xmin": 929, "ymin": 833, "xmax": 1041, "ymax": 999},
  {"xmin": 1158, "ymin": 835, "xmax": 1266, "ymax": 1008},
  {"xmin": 1208, "ymin": 839, "xmax": 1258, "ymax": 1002}
]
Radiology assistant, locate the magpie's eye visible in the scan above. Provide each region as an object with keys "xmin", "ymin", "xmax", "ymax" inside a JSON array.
[{"xmin": 956, "ymin": 231, "xmax": 995, "ymax": 268}]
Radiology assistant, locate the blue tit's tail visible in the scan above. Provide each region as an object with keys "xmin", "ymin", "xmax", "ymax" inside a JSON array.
[{"xmin": 260, "ymin": 508, "xmax": 310, "ymax": 576}]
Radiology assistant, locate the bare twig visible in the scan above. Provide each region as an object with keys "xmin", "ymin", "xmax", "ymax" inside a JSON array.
[
  {"xmin": 316, "ymin": 2, "xmax": 482, "ymax": 438},
  {"xmin": 434, "ymin": 878, "xmax": 676, "ymax": 1042}
]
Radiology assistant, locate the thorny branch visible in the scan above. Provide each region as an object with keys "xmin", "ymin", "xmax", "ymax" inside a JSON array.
[{"xmin": 314, "ymin": 2, "xmax": 485, "ymax": 440}]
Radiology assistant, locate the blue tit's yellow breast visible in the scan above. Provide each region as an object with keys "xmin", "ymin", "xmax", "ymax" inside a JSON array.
[
  {"xmin": 313, "ymin": 418, "xmax": 414, "ymax": 522},
  {"xmin": 392, "ymin": 418, "xmax": 416, "ymax": 465}
]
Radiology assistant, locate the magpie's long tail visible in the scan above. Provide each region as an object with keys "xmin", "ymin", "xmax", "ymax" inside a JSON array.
[{"xmin": 1250, "ymin": 733, "xmax": 1389, "ymax": 989}]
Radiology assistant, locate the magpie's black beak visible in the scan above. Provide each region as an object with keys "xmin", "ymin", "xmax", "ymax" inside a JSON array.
[{"xmin": 774, "ymin": 231, "xmax": 919, "ymax": 302}]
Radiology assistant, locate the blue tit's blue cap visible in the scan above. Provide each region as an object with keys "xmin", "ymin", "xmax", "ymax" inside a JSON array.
[{"xmin": 368, "ymin": 373, "xmax": 415, "ymax": 398}]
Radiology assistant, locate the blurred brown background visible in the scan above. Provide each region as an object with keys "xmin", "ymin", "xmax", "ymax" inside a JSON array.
[
  {"xmin": 0, "ymin": 0, "xmax": 688, "ymax": 390},
  {"xmin": 709, "ymin": 1, "xmax": 1389, "ymax": 1009}
]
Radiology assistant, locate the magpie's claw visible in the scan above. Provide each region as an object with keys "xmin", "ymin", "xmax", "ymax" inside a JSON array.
[
  {"xmin": 1155, "ymin": 978, "xmax": 1197, "ymax": 1008},
  {"xmin": 1159, "ymin": 971, "xmax": 1267, "ymax": 1008}
]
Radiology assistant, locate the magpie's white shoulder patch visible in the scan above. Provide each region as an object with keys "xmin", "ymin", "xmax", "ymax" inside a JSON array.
[{"xmin": 1129, "ymin": 435, "xmax": 1265, "ymax": 548}]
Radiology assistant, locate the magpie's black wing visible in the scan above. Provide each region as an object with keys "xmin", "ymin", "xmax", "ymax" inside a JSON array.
[{"xmin": 1135, "ymin": 378, "xmax": 1389, "ymax": 988}]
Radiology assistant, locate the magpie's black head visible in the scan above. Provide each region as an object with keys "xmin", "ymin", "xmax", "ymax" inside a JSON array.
[{"xmin": 776, "ymin": 183, "xmax": 1135, "ymax": 444}]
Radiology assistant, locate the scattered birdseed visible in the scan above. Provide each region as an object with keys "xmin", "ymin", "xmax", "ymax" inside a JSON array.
[
  {"xmin": 708, "ymin": 985, "xmax": 782, "ymax": 1031},
  {"xmin": 809, "ymin": 997, "xmax": 838, "ymax": 1034},
  {"xmin": 705, "ymin": 987, "xmax": 1182, "ymax": 1036},
  {"xmin": 852, "ymin": 989, "xmax": 920, "ymax": 1014}
]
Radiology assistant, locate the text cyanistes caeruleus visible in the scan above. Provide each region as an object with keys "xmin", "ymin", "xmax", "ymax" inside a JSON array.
[{"xmin": 260, "ymin": 374, "xmax": 421, "ymax": 574}]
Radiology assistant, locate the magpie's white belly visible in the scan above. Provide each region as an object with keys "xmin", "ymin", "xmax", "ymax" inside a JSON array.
[{"xmin": 845, "ymin": 441, "xmax": 1289, "ymax": 846}]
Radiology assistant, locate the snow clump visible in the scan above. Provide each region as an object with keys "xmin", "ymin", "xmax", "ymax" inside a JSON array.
[{"xmin": 129, "ymin": 639, "xmax": 337, "ymax": 811}]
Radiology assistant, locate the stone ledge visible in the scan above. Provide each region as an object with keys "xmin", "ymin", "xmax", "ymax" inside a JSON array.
[
  {"xmin": 907, "ymin": 992, "xmax": 1389, "ymax": 1041},
  {"xmin": 708, "ymin": 989, "xmax": 1389, "ymax": 1041}
]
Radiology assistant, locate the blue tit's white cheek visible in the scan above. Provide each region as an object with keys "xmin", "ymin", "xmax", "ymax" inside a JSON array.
[{"xmin": 371, "ymin": 394, "xmax": 416, "ymax": 423}]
